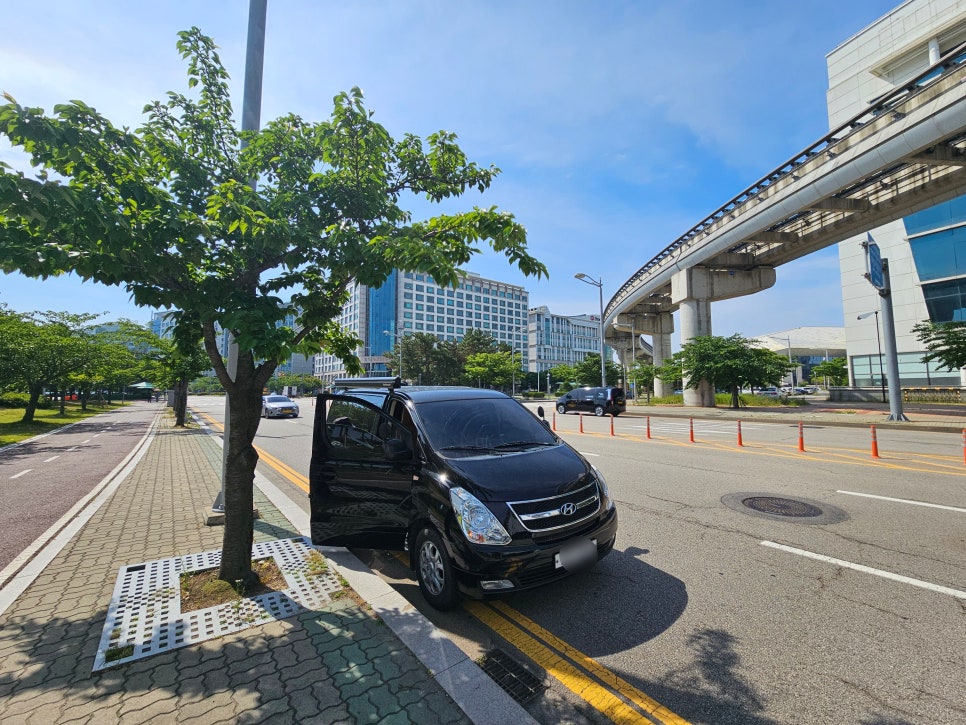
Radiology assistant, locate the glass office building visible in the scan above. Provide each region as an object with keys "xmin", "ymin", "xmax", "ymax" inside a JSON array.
[{"xmin": 830, "ymin": 0, "xmax": 966, "ymax": 387}]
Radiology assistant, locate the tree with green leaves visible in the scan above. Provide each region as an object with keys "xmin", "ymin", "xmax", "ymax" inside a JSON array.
[
  {"xmin": 465, "ymin": 351, "xmax": 518, "ymax": 389},
  {"xmin": 574, "ymin": 354, "xmax": 621, "ymax": 387},
  {"xmin": 0, "ymin": 309, "xmax": 100, "ymax": 421},
  {"xmin": 809, "ymin": 357, "xmax": 848, "ymax": 387},
  {"xmin": 913, "ymin": 320, "xmax": 966, "ymax": 371},
  {"xmin": 0, "ymin": 29, "xmax": 546, "ymax": 587},
  {"xmin": 656, "ymin": 334, "xmax": 792, "ymax": 408}
]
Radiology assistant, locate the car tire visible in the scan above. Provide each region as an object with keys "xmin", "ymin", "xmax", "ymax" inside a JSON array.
[
  {"xmin": 415, "ymin": 526, "xmax": 459, "ymax": 611},
  {"xmin": 556, "ymin": 404, "xmax": 567, "ymax": 415},
  {"xmin": 593, "ymin": 405, "xmax": 605, "ymax": 417}
]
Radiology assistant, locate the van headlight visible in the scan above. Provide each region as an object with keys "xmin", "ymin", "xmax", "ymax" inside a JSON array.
[
  {"xmin": 450, "ymin": 488, "xmax": 511, "ymax": 545},
  {"xmin": 593, "ymin": 466, "xmax": 614, "ymax": 510}
]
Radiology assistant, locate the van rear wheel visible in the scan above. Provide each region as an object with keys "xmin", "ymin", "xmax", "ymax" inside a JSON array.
[
  {"xmin": 593, "ymin": 405, "xmax": 605, "ymax": 417},
  {"xmin": 556, "ymin": 404, "xmax": 567, "ymax": 415},
  {"xmin": 415, "ymin": 527, "xmax": 459, "ymax": 610}
]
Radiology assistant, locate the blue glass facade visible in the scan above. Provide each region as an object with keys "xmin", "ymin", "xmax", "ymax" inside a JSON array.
[
  {"xmin": 907, "ymin": 196, "xmax": 966, "ymax": 323},
  {"xmin": 367, "ymin": 270, "xmax": 398, "ymax": 356}
]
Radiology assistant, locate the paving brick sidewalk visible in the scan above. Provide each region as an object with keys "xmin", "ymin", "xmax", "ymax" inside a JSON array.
[{"xmin": 0, "ymin": 410, "xmax": 470, "ymax": 724}]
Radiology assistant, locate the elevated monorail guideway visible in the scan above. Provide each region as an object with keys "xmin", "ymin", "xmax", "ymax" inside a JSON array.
[{"xmin": 606, "ymin": 42, "xmax": 966, "ymax": 404}]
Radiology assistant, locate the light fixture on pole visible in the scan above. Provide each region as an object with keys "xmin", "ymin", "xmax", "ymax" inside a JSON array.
[
  {"xmin": 383, "ymin": 329, "xmax": 403, "ymax": 381},
  {"xmin": 857, "ymin": 311, "xmax": 886, "ymax": 403},
  {"xmin": 574, "ymin": 273, "xmax": 607, "ymax": 388}
]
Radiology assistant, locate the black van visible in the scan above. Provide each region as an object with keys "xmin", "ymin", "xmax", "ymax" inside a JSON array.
[
  {"xmin": 309, "ymin": 378, "xmax": 618, "ymax": 610},
  {"xmin": 555, "ymin": 386, "xmax": 626, "ymax": 417}
]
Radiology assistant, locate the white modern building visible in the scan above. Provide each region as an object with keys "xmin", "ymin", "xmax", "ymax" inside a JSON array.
[
  {"xmin": 314, "ymin": 271, "xmax": 530, "ymax": 383},
  {"xmin": 526, "ymin": 305, "xmax": 609, "ymax": 391},
  {"xmin": 830, "ymin": 0, "xmax": 966, "ymax": 387}
]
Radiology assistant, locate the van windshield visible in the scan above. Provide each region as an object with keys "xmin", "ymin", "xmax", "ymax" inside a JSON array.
[{"xmin": 414, "ymin": 398, "xmax": 558, "ymax": 456}]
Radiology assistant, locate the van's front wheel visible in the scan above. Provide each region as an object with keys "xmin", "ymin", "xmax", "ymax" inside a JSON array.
[{"xmin": 415, "ymin": 527, "xmax": 459, "ymax": 610}]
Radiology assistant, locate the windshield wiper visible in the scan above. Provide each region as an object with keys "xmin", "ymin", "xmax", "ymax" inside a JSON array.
[
  {"xmin": 492, "ymin": 441, "xmax": 557, "ymax": 450},
  {"xmin": 439, "ymin": 445, "xmax": 499, "ymax": 453}
]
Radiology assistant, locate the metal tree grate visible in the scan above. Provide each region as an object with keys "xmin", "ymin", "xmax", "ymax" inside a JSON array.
[
  {"xmin": 92, "ymin": 537, "xmax": 342, "ymax": 672},
  {"xmin": 477, "ymin": 649, "xmax": 547, "ymax": 705}
]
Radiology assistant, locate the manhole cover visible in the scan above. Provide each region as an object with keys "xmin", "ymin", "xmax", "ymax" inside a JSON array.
[
  {"xmin": 741, "ymin": 496, "xmax": 823, "ymax": 517},
  {"xmin": 477, "ymin": 649, "xmax": 546, "ymax": 705},
  {"xmin": 721, "ymin": 493, "xmax": 849, "ymax": 525}
]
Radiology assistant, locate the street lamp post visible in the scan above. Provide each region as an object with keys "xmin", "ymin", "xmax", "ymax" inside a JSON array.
[
  {"xmin": 857, "ymin": 311, "xmax": 886, "ymax": 403},
  {"xmin": 383, "ymin": 329, "xmax": 403, "ymax": 381},
  {"xmin": 574, "ymin": 273, "xmax": 607, "ymax": 388}
]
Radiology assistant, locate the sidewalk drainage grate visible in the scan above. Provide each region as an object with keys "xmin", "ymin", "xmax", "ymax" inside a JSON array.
[
  {"xmin": 477, "ymin": 649, "xmax": 546, "ymax": 705},
  {"xmin": 93, "ymin": 537, "xmax": 342, "ymax": 672},
  {"xmin": 741, "ymin": 496, "xmax": 823, "ymax": 518}
]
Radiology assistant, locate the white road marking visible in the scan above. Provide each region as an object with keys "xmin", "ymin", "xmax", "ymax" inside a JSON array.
[
  {"xmin": 66, "ymin": 446, "xmax": 79, "ymax": 452},
  {"xmin": 837, "ymin": 490, "xmax": 966, "ymax": 513},
  {"xmin": 578, "ymin": 451, "xmax": 600, "ymax": 457},
  {"xmin": 44, "ymin": 456, "xmax": 60, "ymax": 463},
  {"xmin": 10, "ymin": 470, "xmax": 32, "ymax": 479},
  {"xmin": 761, "ymin": 541, "xmax": 966, "ymax": 600},
  {"xmin": 81, "ymin": 439, "xmax": 91, "ymax": 445}
]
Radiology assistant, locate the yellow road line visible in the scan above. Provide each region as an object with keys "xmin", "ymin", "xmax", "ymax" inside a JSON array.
[
  {"xmin": 195, "ymin": 412, "xmax": 310, "ymax": 492},
  {"xmin": 464, "ymin": 600, "xmax": 690, "ymax": 725}
]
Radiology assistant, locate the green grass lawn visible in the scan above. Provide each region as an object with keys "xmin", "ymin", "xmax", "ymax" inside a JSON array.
[{"xmin": 0, "ymin": 403, "xmax": 128, "ymax": 448}]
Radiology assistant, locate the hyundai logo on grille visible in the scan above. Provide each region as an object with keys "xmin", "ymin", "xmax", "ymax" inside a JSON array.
[{"xmin": 559, "ymin": 503, "xmax": 578, "ymax": 516}]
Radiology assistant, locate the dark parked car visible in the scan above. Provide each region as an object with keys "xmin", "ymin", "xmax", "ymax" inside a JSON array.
[
  {"xmin": 555, "ymin": 386, "xmax": 626, "ymax": 417},
  {"xmin": 309, "ymin": 378, "xmax": 618, "ymax": 610},
  {"xmin": 261, "ymin": 394, "xmax": 300, "ymax": 418}
]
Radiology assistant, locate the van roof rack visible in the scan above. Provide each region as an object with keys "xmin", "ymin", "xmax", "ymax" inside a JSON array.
[{"xmin": 331, "ymin": 376, "xmax": 402, "ymax": 390}]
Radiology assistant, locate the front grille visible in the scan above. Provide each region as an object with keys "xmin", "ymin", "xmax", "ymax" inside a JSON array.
[{"xmin": 507, "ymin": 482, "xmax": 600, "ymax": 532}]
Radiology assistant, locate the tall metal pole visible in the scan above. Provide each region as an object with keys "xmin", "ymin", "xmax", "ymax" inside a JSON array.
[
  {"xmin": 215, "ymin": 0, "xmax": 267, "ymax": 514},
  {"xmin": 879, "ymin": 259, "xmax": 909, "ymax": 421},
  {"xmin": 874, "ymin": 311, "xmax": 885, "ymax": 403},
  {"xmin": 575, "ymin": 273, "xmax": 606, "ymax": 388}
]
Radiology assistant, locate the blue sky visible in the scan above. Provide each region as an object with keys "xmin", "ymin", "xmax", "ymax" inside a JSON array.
[{"xmin": 1, "ymin": 0, "xmax": 900, "ymax": 342}]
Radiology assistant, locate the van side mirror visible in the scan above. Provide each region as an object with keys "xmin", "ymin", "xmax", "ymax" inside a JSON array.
[
  {"xmin": 537, "ymin": 406, "xmax": 545, "ymax": 419},
  {"xmin": 383, "ymin": 438, "xmax": 411, "ymax": 461}
]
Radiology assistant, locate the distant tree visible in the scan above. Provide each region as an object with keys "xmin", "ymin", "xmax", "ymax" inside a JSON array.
[
  {"xmin": 657, "ymin": 335, "xmax": 792, "ymax": 409},
  {"xmin": 809, "ymin": 357, "xmax": 848, "ymax": 387},
  {"xmin": 0, "ymin": 29, "xmax": 545, "ymax": 586},
  {"xmin": 574, "ymin": 354, "xmax": 621, "ymax": 387},
  {"xmin": 913, "ymin": 321, "xmax": 966, "ymax": 371},
  {"xmin": 465, "ymin": 351, "xmax": 516, "ymax": 389},
  {"xmin": 0, "ymin": 310, "xmax": 99, "ymax": 421},
  {"xmin": 628, "ymin": 361, "xmax": 657, "ymax": 397}
]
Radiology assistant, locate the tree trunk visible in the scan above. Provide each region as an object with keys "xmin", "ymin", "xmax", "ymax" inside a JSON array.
[
  {"xmin": 217, "ymin": 355, "xmax": 264, "ymax": 588},
  {"xmin": 173, "ymin": 378, "xmax": 189, "ymax": 427},
  {"xmin": 731, "ymin": 385, "xmax": 740, "ymax": 409},
  {"xmin": 58, "ymin": 386, "xmax": 66, "ymax": 415},
  {"xmin": 21, "ymin": 384, "xmax": 43, "ymax": 423}
]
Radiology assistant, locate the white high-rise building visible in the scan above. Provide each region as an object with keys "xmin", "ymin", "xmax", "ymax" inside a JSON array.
[{"xmin": 313, "ymin": 271, "xmax": 530, "ymax": 383}]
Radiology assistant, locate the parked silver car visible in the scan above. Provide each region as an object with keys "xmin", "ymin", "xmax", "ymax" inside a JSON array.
[{"xmin": 261, "ymin": 395, "xmax": 299, "ymax": 418}]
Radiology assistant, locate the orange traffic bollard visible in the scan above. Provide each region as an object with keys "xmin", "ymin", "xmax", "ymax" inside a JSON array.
[
  {"xmin": 646, "ymin": 416, "xmax": 651, "ymax": 439},
  {"xmin": 552, "ymin": 411, "xmax": 556, "ymax": 432},
  {"xmin": 689, "ymin": 417, "xmax": 695, "ymax": 443},
  {"xmin": 870, "ymin": 425, "xmax": 880, "ymax": 458},
  {"xmin": 962, "ymin": 429, "xmax": 965, "ymax": 466},
  {"xmin": 610, "ymin": 415, "xmax": 615, "ymax": 436},
  {"xmin": 737, "ymin": 419, "xmax": 743, "ymax": 447},
  {"xmin": 579, "ymin": 414, "xmax": 584, "ymax": 433},
  {"xmin": 798, "ymin": 421, "xmax": 805, "ymax": 452}
]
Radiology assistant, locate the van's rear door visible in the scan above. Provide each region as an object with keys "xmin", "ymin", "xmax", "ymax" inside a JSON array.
[{"xmin": 309, "ymin": 394, "xmax": 417, "ymax": 549}]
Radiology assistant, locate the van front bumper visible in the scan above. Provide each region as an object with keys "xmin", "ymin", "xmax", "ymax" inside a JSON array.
[{"xmin": 446, "ymin": 507, "xmax": 619, "ymax": 598}]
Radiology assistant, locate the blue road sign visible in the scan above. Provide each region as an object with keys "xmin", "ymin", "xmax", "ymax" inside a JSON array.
[{"xmin": 865, "ymin": 234, "xmax": 885, "ymax": 290}]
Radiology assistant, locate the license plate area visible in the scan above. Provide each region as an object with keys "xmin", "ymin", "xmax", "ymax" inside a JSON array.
[{"xmin": 555, "ymin": 538, "xmax": 597, "ymax": 571}]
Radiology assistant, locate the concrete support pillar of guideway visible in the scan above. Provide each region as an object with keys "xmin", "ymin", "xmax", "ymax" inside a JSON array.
[
  {"xmin": 671, "ymin": 264, "xmax": 776, "ymax": 407},
  {"xmin": 635, "ymin": 312, "xmax": 674, "ymax": 398}
]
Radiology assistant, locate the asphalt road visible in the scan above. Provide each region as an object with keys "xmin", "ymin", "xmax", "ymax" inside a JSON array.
[
  {"xmin": 190, "ymin": 396, "xmax": 966, "ymax": 725},
  {"xmin": 0, "ymin": 402, "xmax": 160, "ymax": 575}
]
